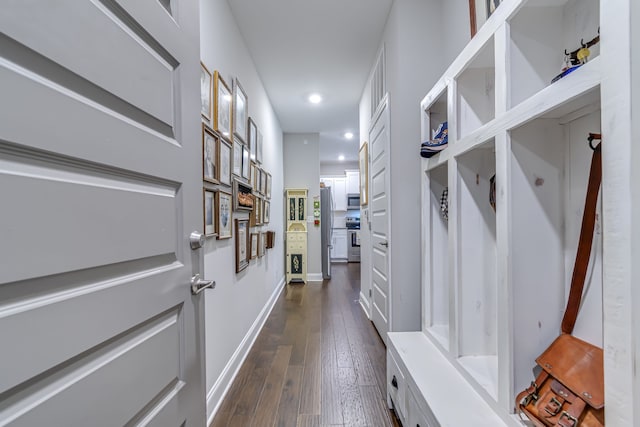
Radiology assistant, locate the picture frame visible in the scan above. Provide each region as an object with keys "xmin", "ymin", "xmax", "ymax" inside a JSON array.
[
  {"xmin": 200, "ymin": 62, "xmax": 212, "ymax": 122},
  {"xmin": 265, "ymin": 172, "xmax": 272, "ymax": 199},
  {"xmin": 248, "ymin": 118, "xmax": 257, "ymax": 162},
  {"xmin": 232, "ymin": 140, "xmax": 243, "ymax": 178},
  {"xmin": 218, "ymin": 138, "xmax": 232, "ymax": 186},
  {"xmin": 255, "ymin": 166, "xmax": 263, "ymax": 195},
  {"xmin": 263, "ymin": 200, "xmax": 270, "ymax": 224},
  {"xmin": 256, "ymin": 129, "xmax": 263, "ymax": 164},
  {"xmin": 213, "ymin": 71, "xmax": 232, "ymax": 142},
  {"xmin": 258, "ymin": 232, "xmax": 266, "ymax": 258},
  {"xmin": 359, "ymin": 142, "xmax": 369, "ymax": 206},
  {"xmin": 250, "ymin": 232, "xmax": 259, "ymax": 260},
  {"xmin": 242, "ymin": 145, "xmax": 250, "ymax": 181},
  {"xmin": 260, "ymin": 169, "xmax": 267, "ymax": 196},
  {"xmin": 216, "ymin": 190, "xmax": 232, "ymax": 240},
  {"xmin": 232, "ymin": 78, "xmax": 248, "ymax": 145},
  {"xmin": 250, "ymin": 162, "xmax": 258, "ymax": 191},
  {"xmin": 204, "ymin": 188, "xmax": 216, "ymax": 237},
  {"xmin": 202, "ymin": 124, "xmax": 218, "ymax": 184},
  {"xmin": 235, "ymin": 218, "xmax": 250, "ymax": 272},
  {"xmin": 233, "ymin": 179, "xmax": 254, "ymax": 211},
  {"xmin": 251, "ymin": 195, "xmax": 262, "ymax": 226}
]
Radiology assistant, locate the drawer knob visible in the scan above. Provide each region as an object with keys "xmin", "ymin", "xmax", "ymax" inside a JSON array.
[{"xmin": 391, "ymin": 375, "xmax": 398, "ymax": 388}]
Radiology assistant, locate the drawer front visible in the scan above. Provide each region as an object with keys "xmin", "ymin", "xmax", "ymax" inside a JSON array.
[
  {"xmin": 387, "ymin": 350, "xmax": 407, "ymax": 422},
  {"xmin": 407, "ymin": 387, "xmax": 439, "ymax": 427}
]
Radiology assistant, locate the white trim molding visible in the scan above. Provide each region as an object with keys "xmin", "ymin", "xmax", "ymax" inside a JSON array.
[{"xmin": 206, "ymin": 276, "xmax": 286, "ymax": 424}]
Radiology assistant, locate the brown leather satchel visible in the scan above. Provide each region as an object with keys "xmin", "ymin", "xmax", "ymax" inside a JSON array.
[{"xmin": 516, "ymin": 138, "xmax": 604, "ymax": 427}]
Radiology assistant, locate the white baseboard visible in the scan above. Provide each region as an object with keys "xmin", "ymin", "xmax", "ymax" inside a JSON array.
[
  {"xmin": 206, "ymin": 276, "xmax": 286, "ymax": 425},
  {"xmin": 359, "ymin": 291, "xmax": 371, "ymax": 318},
  {"xmin": 306, "ymin": 273, "xmax": 323, "ymax": 282}
]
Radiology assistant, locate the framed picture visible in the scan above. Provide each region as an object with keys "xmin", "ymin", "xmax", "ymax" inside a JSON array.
[
  {"xmin": 219, "ymin": 138, "xmax": 232, "ymax": 186},
  {"xmin": 248, "ymin": 118, "xmax": 257, "ymax": 162},
  {"xmin": 233, "ymin": 179, "xmax": 254, "ymax": 211},
  {"xmin": 265, "ymin": 172, "xmax": 272, "ymax": 199},
  {"xmin": 232, "ymin": 79, "xmax": 248, "ymax": 145},
  {"xmin": 250, "ymin": 232, "xmax": 259, "ymax": 260},
  {"xmin": 255, "ymin": 166, "xmax": 263, "ymax": 194},
  {"xmin": 359, "ymin": 142, "xmax": 369, "ymax": 206},
  {"xmin": 260, "ymin": 169, "xmax": 267, "ymax": 196},
  {"xmin": 256, "ymin": 129, "xmax": 263, "ymax": 164},
  {"xmin": 216, "ymin": 190, "xmax": 232, "ymax": 240},
  {"xmin": 235, "ymin": 218, "xmax": 250, "ymax": 272},
  {"xmin": 200, "ymin": 62, "xmax": 212, "ymax": 122},
  {"xmin": 202, "ymin": 124, "xmax": 218, "ymax": 184},
  {"xmin": 213, "ymin": 71, "xmax": 232, "ymax": 142},
  {"xmin": 263, "ymin": 201, "xmax": 270, "ymax": 224},
  {"xmin": 250, "ymin": 162, "xmax": 258, "ymax": 191},
  {"xmin": 258, "ymin": 232, "xmax": 266, "ymax": 258},
  {"xmin": 232, "ymin": 140, "xmax": 242, "ymax": 177},
  {"xmin": 204, "ymin": 189, "xmax": 216, "ymax": 237},
  {"xmin": 256, "ymin": 197, "xmax": 263, "ymax": 225},
  {"xmin": 242, "ymin": 145, "xmax": 250, "ymax": 181}
]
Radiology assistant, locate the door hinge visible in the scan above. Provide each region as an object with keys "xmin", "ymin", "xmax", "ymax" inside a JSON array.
[{"xmin": 369, "ymin": 289, "xmax": 372, "ymax": 297}]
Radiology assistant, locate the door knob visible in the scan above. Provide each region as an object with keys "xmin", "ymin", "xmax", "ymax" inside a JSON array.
[{"xmin": 191, "ymin": 274, "xmax": 215, "ymax": 295}]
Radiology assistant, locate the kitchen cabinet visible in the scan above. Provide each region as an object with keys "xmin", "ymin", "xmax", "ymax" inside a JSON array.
[
  {"xmin": 331, "ymin": 228, "xmax": 347, "ymax": 260},
  {"xmin": 332, "ymin": 177, "xmax": 347, "ymax": 211},
  {"xmin": 320, "ymin": 175, "xmax": 347, "ymax": 211},
  {"xmin": 346, "ymin": 170, "xmax": 359, "ymax": 194}
]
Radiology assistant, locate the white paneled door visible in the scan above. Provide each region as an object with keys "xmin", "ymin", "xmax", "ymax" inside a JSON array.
[
  {"xmin": 0, "ymin": 1, "xmax": 206, "ymax": 425},
  {"xmin": 369, "ymin": 97, "xmax": 391, "ymax": 344}
]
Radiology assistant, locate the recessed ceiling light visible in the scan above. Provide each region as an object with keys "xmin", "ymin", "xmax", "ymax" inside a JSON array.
[
  {"xmin": 338, "ymin": 155, "xmax": 345, "ymax": 161},
  {"xmin": 344, "ymin": 132, "xmax": 354, "ymax": 140},
  {"xmin": 308, "ymin": 93, "xmax": 322, "ymax": 104}
]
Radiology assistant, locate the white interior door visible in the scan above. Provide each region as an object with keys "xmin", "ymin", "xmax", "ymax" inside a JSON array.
[
  {"xmin": 0, "ymin": 1, "xmax": 206, "ymax": 425},
  {"xmin": 369, "ymin": 97, "xmax": 391, "ymax": 344}
]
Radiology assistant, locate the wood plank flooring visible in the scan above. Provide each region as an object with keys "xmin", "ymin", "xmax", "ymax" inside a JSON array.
[{"xmin": 210, "ymin": 263, "xmax": 400, "ymax": 427}]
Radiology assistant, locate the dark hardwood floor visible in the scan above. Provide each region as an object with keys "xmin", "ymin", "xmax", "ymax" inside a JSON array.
[{"xmin": 210, "ymin": 263, "xmax": 400, "ymax": 427}]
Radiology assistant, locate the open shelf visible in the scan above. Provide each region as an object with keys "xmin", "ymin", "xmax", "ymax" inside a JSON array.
[
  {"xmin": 424, "ymin": 163, "xmax": 449, "ymax": 351},
  {"xmin": 508, "ymin": 98, "xmax": 602, "ymax": 400},
  {"xmin": 508, "ymin": 0, "xmax": 600, "ymax": 108},
  {"xmin": 456, "ymin": 36, "xmax": 495, "ymax": 139},
  {"xmin": 455, "ymin": 139, "xmax": 497, "ymax": 399}
]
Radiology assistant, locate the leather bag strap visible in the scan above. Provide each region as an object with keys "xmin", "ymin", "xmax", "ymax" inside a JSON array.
[{"xmin": 561, "ymin": 142, "xmax": 602, "ymax": 334}]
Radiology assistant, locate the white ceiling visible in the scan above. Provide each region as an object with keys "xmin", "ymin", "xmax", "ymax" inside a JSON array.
[{"xmin": 227, "ymin": 0, "xmax": 393, "ymax": 163}]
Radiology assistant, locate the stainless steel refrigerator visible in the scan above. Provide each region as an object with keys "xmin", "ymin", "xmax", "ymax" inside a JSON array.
[{"xmin": 320, "ymin": 187, "xmax": 334, "ymax": 279}]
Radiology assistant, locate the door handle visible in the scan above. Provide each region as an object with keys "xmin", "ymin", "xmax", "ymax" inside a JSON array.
[
  {"xmin": 191, "ymin": 274, "xmax": 215, "ymax": 295},
  {"xmin": 379, "ymin": 241, "xmax": 389, "ymax": 247}
]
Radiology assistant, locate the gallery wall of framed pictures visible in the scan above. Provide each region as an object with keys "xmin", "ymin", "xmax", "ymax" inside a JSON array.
[{"xmin": 200, "ymin": 62, "xmax": 276, "ymax": 274}]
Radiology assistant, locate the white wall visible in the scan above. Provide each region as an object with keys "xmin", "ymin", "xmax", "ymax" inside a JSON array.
[
  {"xmin": 358, "ymin": 0, "xmax": 470, "ymax": 331},
  {"xmin": 199, "ymin": 0, "xmax": 284, "ymax": 420},
  {"xmin": 320, "ymin": 161, "xmax": 358, "ymax": 175},
  {"xmin": 283, "ymin": 133, "xmax": 322, "ymax": 279}
]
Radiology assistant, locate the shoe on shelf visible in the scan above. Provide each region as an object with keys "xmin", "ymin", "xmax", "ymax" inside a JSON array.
[{"xmin": 420, "ymin": 121, "xmax": 448, "ymax": 158}]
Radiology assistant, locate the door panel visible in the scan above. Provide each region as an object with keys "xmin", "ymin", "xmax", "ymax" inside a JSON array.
[
  {"xmin": 369, "ymin": 97, "xmax": 390, "ymax": 343},
  {"xmin": 1, "ymin": 310, "xmax": 182, "ymax": 427},
  {"xmin": 0, "ymin": 1, "xmax": 204, "ymax": 425},
  {"xmin": 0, "ymin": 1, "xmax": 176, "ymax": 126}
]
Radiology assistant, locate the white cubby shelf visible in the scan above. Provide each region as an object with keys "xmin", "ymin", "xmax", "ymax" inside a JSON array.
[{"xmin": 393, "ymin": 0, "xmax": 605, "ymax": 425}]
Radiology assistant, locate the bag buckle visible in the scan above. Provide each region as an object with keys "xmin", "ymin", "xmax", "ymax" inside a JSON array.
[
  {"xmin": 544, "ymin": 396, "xmax": 563, "ymax": 416},
  {"xmin": 520, "ymin": 381, "xmax": 539, "ymax": 406},
  {"xmin": 558, "ymin": 411, "xmax": 578, "ymax": 427}
]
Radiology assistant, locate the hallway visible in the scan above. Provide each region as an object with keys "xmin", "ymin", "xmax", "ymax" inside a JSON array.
[{"xmin": 210, "ymin": 263, "xmax": 398, "ymax": 427}]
